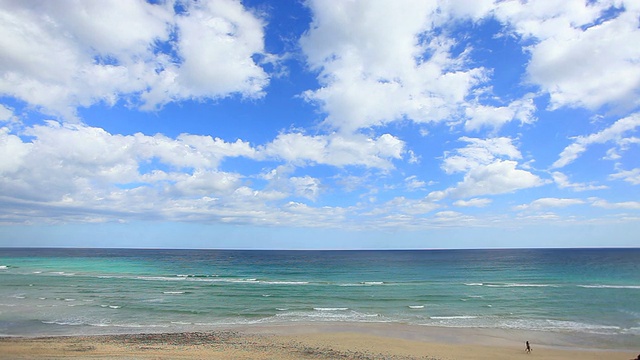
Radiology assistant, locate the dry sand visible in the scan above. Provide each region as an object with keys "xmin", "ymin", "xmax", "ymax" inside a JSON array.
[{"xmin": 0, "ymin": 323, "xmax": 637, "ymax": 359}]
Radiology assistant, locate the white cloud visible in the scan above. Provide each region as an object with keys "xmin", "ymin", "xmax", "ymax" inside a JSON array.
[
  {"xmin": 300, "ymin": 0, "xmax": 488, "ymax": 132},
  {"xmin": 438, "ymin": 137, "xmax": 543, "ymax": 199},
  {"xmin": 515, "ymin": 197, "xmax": 585, "ymax": 211},
  {"xmin": 0, "ymin": 127, "xmax": 30, "ymax": 174},
  {"xmin": 553, "ymin": 113, "xmax": 640, "ymax": 168},
  {"xmin": 0, "ymin": 104, "xmax": 13, "ymax": 122},
  {"xmin": 290, "ymin": 176, "xmax": 322, "ymax": 201},
  {"xmin": 454, "ymin": 198, "xmax": 491, "ymax": 207},
  {"xmin": 551, "ymin": 171, "xmax": 608, "ymax": 191},
  {"xmin": 451, "ymin": 160, "xmax": 545, "ymax": 198},
  {"xmin": 464, "ymin": 97, "xmax": 536, "ymax": 131},
  {"xmin": 0, "ymin": 0, "xmax": 270, "ymax": 119},
  {"xmin": 404, "ymin": 175, "xmax": 428, "ymax": 191},
  {"xmin": 442, "ymin": 137, "xmax": 522, "ymax": 174},
  {"xmin": 610, "ymin": 168, "xmax": 640, "ymax": 185},
  {"xmin": 372, "ymin": 196, "xmax": 441, "ymax": 216},
  {"xmin": 590, "ymin": 198, "xmax": 640, "ymax": 210},
  {"xmin": 262, "ymin": 132, "xmax": 404, "ymax": 170},
  {"xmin": 605, "ymin": 137, "xmax": 640, "ymax": 160},
  {"xmin": 0, "ymin": 121, "xmax": 411, "ymax": 225},
  {"xmin": 495, "ymin": 0, "xmax": 640, "ymax": 110}
]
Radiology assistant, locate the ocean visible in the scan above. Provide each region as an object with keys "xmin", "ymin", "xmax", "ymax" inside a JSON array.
[{"xmin": 1, "ymin": 248, "xmax": 638, "ymax": 346}]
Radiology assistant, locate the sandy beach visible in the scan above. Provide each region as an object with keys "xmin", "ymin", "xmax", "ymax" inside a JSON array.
[{"xmin": 1, "ymin": 323, "xmax": 636, "ymax": 360}]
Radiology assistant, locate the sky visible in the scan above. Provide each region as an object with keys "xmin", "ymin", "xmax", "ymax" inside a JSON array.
[{"xmin": 0, "ymin": 0, "xmax": 639, "ymax": 249}]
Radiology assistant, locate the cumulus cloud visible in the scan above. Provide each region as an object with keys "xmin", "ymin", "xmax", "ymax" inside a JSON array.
[
  {"xmin": 0, "ymin": 121, "xmax": 410, "ymax": 224},
  {"xmin": 552, "ymin": 113, "xmax": 640, "ymax": 168},
  {"xmin": 464, "ymin": 97, "xmax": 537, "ymax": 131},
  {"xmin": 450, "ymin": 160, "xmax": 544, "ymax": 198},
  {"xmin": 441, "ymin": 137, "xmax": 522, "ymax": 174},
  {"xmin": 262, "ymin": 132, "xmax": 405, "ymax": 170},
  {"xmin": 0, "ymin": 0, "xmax": 270, "ymax": 119},
  {"xmin": 299, "ymin": 0, "xmax": 640, "ymax": 134},
  {"xmin": 300, "ymin": 0, "xmax": 489, "ymax": 132},
  {"xmin": 494, "ymin": 0, "xmax": 640, "ymax": 111},
  {"xmin": 436, "ymin": 137, "xmax": 544, "ymax": 199}
]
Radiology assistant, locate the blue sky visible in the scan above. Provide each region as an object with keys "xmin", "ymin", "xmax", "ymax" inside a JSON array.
[{"xmin": 0, "ymin": 0, "xmax": 639, "ymax": 249}]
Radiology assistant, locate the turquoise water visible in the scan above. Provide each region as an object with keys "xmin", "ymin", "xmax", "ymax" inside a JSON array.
[{"xmin": 1, "ymin": 248, "xmax": 639, "ymax": 344}]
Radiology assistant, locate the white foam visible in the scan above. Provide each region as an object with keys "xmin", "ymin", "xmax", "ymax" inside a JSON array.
[
  {"xmin": 136, "ymin": 276, "xmax": 185, "ymax": 282},
  {"xmin": 42, "ymin": 320, "xmax": 83, "ymax": 326},
  {"xmin": 430, "ymin": 315, "xmax": 477, "ymax": 320},
  {"xmin": 578, "ymin": 284, "xmax": 640, "ymax": 289},
  {"xmin": 261, "ymin": 281, "xmax": 309, "ymax": 285},
  {"xmin": 622, "ymin": 327, "xmax": 640, "ymax": 335},
  {"xmin": 408, "ymin": 305, "xmax": 424, "ymax": 309},
  {"xmin": 231, "ymin": 278, "xmax": 258, "ymax": 283},
  {"xmin": 101, "ymin": 305, "xmax": 121, "ymax": 309},
  {"xmin": 0, "ymin": 265, "xmax": 8, "ymax": 269},
  {"xmin": 464, "ymin": 283, "xmax": 483, "ymax": 286},
  {"xmin": 485, "ymin": 283, "xmax": 558, "ymax": 288},
  {"xmin": 163, "ymin": 291, "xmax": 185, "ymax": 294},
  {"xmin": 313, "ymin": 307, "xmax": 348, "ymax": 311}
]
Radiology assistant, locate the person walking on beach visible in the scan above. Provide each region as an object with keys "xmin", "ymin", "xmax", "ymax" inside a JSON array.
[{"xmin": 525, "ymin": 341, "xmax": 532, "ymax": 353}]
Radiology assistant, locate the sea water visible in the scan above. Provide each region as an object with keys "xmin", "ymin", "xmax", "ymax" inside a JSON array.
[{"xmin": 1, "ymin": 248, "xmax": 638, "ymax": 345}]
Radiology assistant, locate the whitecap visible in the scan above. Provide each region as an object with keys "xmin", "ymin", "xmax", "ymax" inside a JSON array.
[
  {"xmin": 485, "ymin": 283, "xmax": 557, "ymax": 288},
  {"xmin": 578, "ymin": 284, "xmax": 640, "ymax": 289},
  {"xmin": 163, "ymin": 291, "xmax": 185, "ymax": 294},
  {"xmin": 408, "ymin": 305, "xmax": 424, "ymax": 309},
  {"xmin": 0, "ymin": 265, "xmax": 8, "ymax": 269},
  {"xmin": 313, "ymin": 307, "xmax": 348, "ymax": 311}
]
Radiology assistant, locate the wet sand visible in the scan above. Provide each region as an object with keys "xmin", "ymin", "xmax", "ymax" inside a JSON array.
[{"xmin": 0, "ymin": 323, "xmax": 636, "ymax": 359}]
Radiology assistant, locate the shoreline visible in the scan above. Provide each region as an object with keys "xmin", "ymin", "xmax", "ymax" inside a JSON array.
[{"xmin": 1, "ymin": 323, "xmax": 637, "ymax": 360}]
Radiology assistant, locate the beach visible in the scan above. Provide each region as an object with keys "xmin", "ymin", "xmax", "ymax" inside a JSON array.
[{"xmin": 1, "ymin": 323, "xmax": 637, "ymax": 360}]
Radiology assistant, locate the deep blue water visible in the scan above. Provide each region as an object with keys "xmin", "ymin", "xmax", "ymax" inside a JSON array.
[{"xmin": 1, "ymin": 248, "xmax": 639, "ymax": 344}]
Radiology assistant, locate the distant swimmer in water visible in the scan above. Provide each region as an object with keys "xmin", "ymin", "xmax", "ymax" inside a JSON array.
[{"xmin": 525, "ymin": 341, "xmax": 532, "ymax": 353}]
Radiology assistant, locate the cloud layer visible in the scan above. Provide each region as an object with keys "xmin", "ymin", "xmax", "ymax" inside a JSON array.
[{"xmin": 0, "ymin": 0, "xmax": 638, "ymax": 239}]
